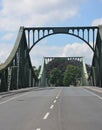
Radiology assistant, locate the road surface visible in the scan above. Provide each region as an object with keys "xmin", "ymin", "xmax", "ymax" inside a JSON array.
[{"xmin": 0, "ymin": 87, "xmax": 102, "ymax": 130}]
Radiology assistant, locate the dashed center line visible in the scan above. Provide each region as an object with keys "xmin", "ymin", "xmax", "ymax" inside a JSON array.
[
  {"xmin": 50, "ymin": 104, "xmax": 54, "ymax": 109},
  {"xmin": 53, "ymin": 100, "xmax": 56, "ymax": 103},
  {"xmin": 43, "ymin": 112, "xmax": 50, "ymax": 120},
  {"xmin": 56, "ymin": 87, "xmax": 63, "ymax": 98},
  {"xmin": 36, "ymin": 128, "xmax": 41, "ymax": 130},
  {"xmin": 36, "ymin": 88, "xmax": 63, "ymax": 129},
  {"xmin": 56, "ymin": 96, "xmax": 58, "ymax": 99}
]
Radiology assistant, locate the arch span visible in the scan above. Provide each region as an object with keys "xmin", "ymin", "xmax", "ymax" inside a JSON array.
[{"xmin": 24, "ymin": 26, "xmax": 99, "ymax": 52}]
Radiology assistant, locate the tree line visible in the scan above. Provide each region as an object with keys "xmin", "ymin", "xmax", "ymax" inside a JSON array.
[
  {"xmin": 46, "ymin": 58, "xmax": 84, "ymax": 86},
  {"xmin": 34, "ymin": 58, "xmax": 90, "ymax": 87},
  {"xmin": 48, "ymin": 65, "xmax": 81, "ymax": 86}
]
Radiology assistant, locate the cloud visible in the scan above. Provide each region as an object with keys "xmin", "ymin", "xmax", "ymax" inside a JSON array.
[
  {"xmin": 92, "ymin": 18, "xmax": 102, "ymax": 26},
  {"xmin": 30, "ymin": 43, "xmax": 63, "ymax": 67},
  {"xmin": 2, "ymin": 33, "xmax": 14, "ymax": 41},
  {"xmin": 61, "ymin": 43, "xmax": 93, "ymax": 65},
  {"xmin": 0, "ymin": 0, "xmax": 80, "ymax": 31},
  {"xmin": 0, "ymin": 41, "xmax": 93, "ymax": 67},
  {"xmin": 0, "ymin": 0, "xmax": 93, "ymax": 67}
]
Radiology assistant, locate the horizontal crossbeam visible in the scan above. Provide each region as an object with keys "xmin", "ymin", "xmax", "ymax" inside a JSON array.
[{"xmin": 24, "ymin": 26, "xmax": 99, "ymax": 52}]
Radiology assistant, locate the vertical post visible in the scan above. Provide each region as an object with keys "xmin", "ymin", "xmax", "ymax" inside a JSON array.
[
  {"xmin": 7, "ymin": 67, "xmax": 12, "ymax": 91},
  {"xmin": 77, "ymin": 29, "xmax": 79, "ymax": 36},
  {"xmin": 38, "ymin": 30, "xmax": 40, "ymax": 40},
  {"xmin": 28, "ymin": 30, "xmax": 30, "ymax": 49},
  {"xmin": 33, "ymin": 78, "xmax": 35, "ymax": 87},
  {"xmin": 29, "ymin": 69, "xmax": 31, "ymax": 87},
  {"xmin": 0, "ymin": 78, "xmax": 1, "ymax": 88},
  {"xmin": 93, "ymin": 29, "xmax": 95, "ymax": 50},
  {"xmin": 99, "ymin": 25, "xmax": 102, "ymax": 87},
  {"xmin": 82, "ymin": 29, "xmax": 84, "ymax": 39},
  {"xmin": 92, "ymin": 66, "xmax": 96, "ymax": 86},
  {"xmin": 43, "ymin": 30, "xmax": 44, "ymax": 36},
  {"xmin": 16, "ymin": 49, "xmax": 20, "ymax": 89}
]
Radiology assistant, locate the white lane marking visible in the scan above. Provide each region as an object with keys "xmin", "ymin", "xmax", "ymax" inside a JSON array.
[
  {"xmin": 50, "ymin": 104, "xmax": 54, "ymax": 109},
  {"xmin": 56, "ymin": 87, "xmax": 63, "ymax": 98},
  {"xmin": 84, "ymin": 89, "xmax": 102, "ymax": 100},
  {"xmin": 0, "ymin": 93, "xmax": 30, "ymax": 105},
  {"xmin": 53, "ymin": 100, "xmax": 56, "ymax": 103},
  {"xmin": 56, "ymin": 96, "xmax": 58, "ymax": 99},
  {"xmin": 36, "ymin": 128, "xmax": 41, "ymax": 130},
  {"xmin": 43, "ymin": 112, "xmax": 50, "ymax": 120}
]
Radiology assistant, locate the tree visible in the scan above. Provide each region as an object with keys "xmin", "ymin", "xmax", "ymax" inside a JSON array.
[
  {"xmin": 49, "ymin": 68, "xmax": 63, "ymax": 86},
  {"xmin": 63, "ymin": 65, "xmax": 81, "ymax": 86},
  {"xmin": 33, "ymin": 65, "xmax": 41, "ymax": 77}
]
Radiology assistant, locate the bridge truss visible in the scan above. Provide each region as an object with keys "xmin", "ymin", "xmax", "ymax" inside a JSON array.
[
  {"xmin": 38, "ymin": 57, "xmax": 89, "ymax": 87},
  {"xmin": 0, "ymin": 25, "xmax": 102, "ymax": 91}
]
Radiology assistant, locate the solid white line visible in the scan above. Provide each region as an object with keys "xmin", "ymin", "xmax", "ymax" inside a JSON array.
[
  {"xmin": 85, "ymin": 87, "xmax": 102, "ymax": 93},
  {"xmin": 50, "ymin": 104, "xmax": 54, "ymax": 109},
  {"xmin": 36, "ymin": 128, "xmax": 41, "ymax": 130},
  {"xmin": 0, "ymin": 93, "xmax": 30, "ymax": 105},
  {"xmin": 43, "ymin": 112, "xmax": 50, "ymax": 120},
  {"xmin": 53, "ymin": 100, "xmax": 56, "ymax": 103},
  {"xmin": 84, "ymin": 89, "xmax": 102, "ymax": 100}
]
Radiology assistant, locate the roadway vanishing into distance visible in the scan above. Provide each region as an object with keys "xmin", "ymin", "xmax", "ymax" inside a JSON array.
[{"xmin": 0, "ymin": 87, "xmax": 102, "ymax": 130}]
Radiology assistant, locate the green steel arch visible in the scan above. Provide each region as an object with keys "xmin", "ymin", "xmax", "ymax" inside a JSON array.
[
  {"xmin": 0, "ymin": 27, "xmax": 37, "ymax": 92},
  {"xmin": 0, "ymin": 25, "xmax": 102, "ymax": 92},
  {"xmin": 24, "ymin": 26, "xmax": 102, "ymax": 87},
  {"xmin": 24, "ymin": 26, "xmax": 98, "ymax": 52}
]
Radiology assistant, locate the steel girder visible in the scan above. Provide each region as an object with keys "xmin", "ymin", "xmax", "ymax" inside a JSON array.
[
  {"xmin": 0, "ymin": 27, "xmax": 37, "ymax": 92},
  {"xmin": 24, "ymin": 26, "xmax": 98, "ymax": 52},
  {"xmin": 0, "ymin": 25, "xmax": 101, "ymax": 91},
  {"xmin": 90, "ymin": 25, "xmax": 102, "ymax": 87}
]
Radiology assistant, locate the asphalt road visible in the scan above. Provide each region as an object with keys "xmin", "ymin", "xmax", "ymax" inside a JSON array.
[{"xmin": 0, "ymin": 87, "xmax": 102, "ymax": 130}]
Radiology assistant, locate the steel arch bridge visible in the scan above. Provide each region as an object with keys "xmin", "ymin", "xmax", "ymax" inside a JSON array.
[{"xmin": 0, "ymin": 25, "xmax": 102, "ymax": 91}]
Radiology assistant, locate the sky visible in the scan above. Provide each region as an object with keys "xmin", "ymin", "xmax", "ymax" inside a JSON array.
[{"xmin": 0, "ymin": 0, "xmax": 102, "ymax": 67}]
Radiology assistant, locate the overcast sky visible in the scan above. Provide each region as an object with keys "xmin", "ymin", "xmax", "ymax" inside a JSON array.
[{"xmin": 0, "ymin": 0, "xmax": 102, "ymax": 67}]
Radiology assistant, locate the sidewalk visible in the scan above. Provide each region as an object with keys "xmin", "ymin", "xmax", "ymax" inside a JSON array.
[
  {"xmin": 85, "ymin": 86, "xmax": 102, "ymax": 94},
  {"xmin": 0, "ymin": 87, "xmax": 40, "ymax": 98}
]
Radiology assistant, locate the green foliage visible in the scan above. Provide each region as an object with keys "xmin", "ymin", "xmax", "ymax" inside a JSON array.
[
  {"xmin": 33, "ymin": 65, "xmax": 41, "ymax": 77},
  {"xmin": 46, "ymin": 58, "xmax": 90, "ymax": 86},
  {"xmin": 49, "ymin": 68, "xmax": 63, "ymax": 86},
  {"xmin": 63, "ymin": 65, "xmax": 81, "ymax": 86}
]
